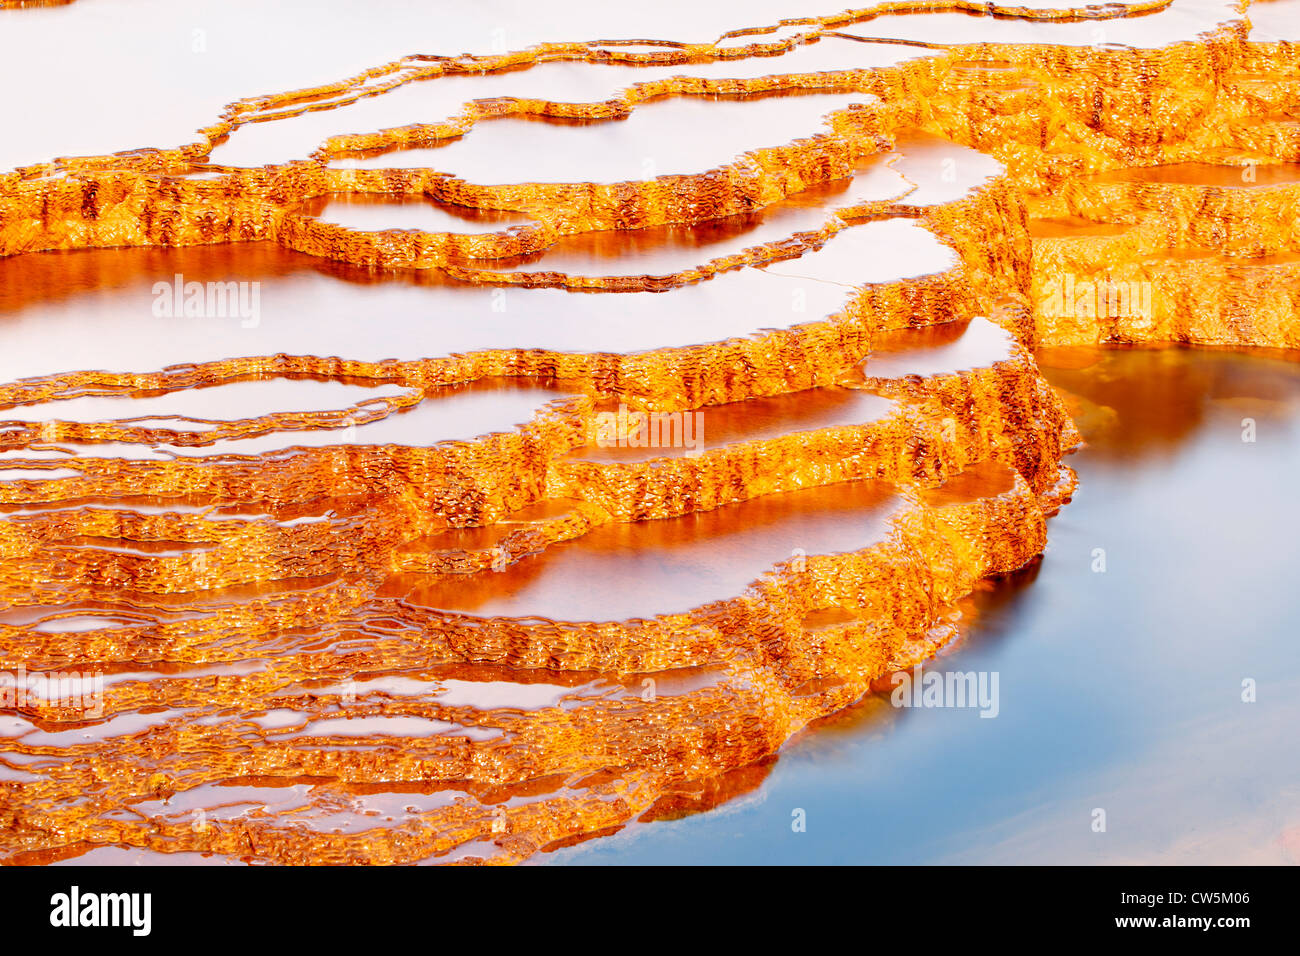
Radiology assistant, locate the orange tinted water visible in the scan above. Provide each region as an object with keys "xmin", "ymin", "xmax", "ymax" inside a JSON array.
[{"xmin": 393, "ymin": 477, "xmax": 902, "ymax": 621}]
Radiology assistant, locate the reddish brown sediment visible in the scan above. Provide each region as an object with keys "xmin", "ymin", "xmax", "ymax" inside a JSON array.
[{"xmin": 0, "ymin": 0, "xmax": 1293, "ymax": 863}]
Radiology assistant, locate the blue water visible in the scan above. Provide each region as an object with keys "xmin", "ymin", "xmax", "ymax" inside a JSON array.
[{"xmin": 547, "ymin": 347, "xmax": 1300, "ymax": 865}]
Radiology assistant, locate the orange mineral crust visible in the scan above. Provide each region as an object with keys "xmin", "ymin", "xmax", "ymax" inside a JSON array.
[{"xmin": 0, "ymin": 0, "xmax": 1292, "ymax": 863}]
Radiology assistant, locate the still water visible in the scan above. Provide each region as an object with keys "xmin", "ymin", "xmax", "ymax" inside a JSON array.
[{"xmin": 547, "ymin": 346, "xmax": 1300, "ymax": 864}]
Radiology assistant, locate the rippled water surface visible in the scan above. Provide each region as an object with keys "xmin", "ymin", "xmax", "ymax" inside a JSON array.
[{"xmin": 549, "ymin": 348, "xmax": 1300, "ymax": 864}]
